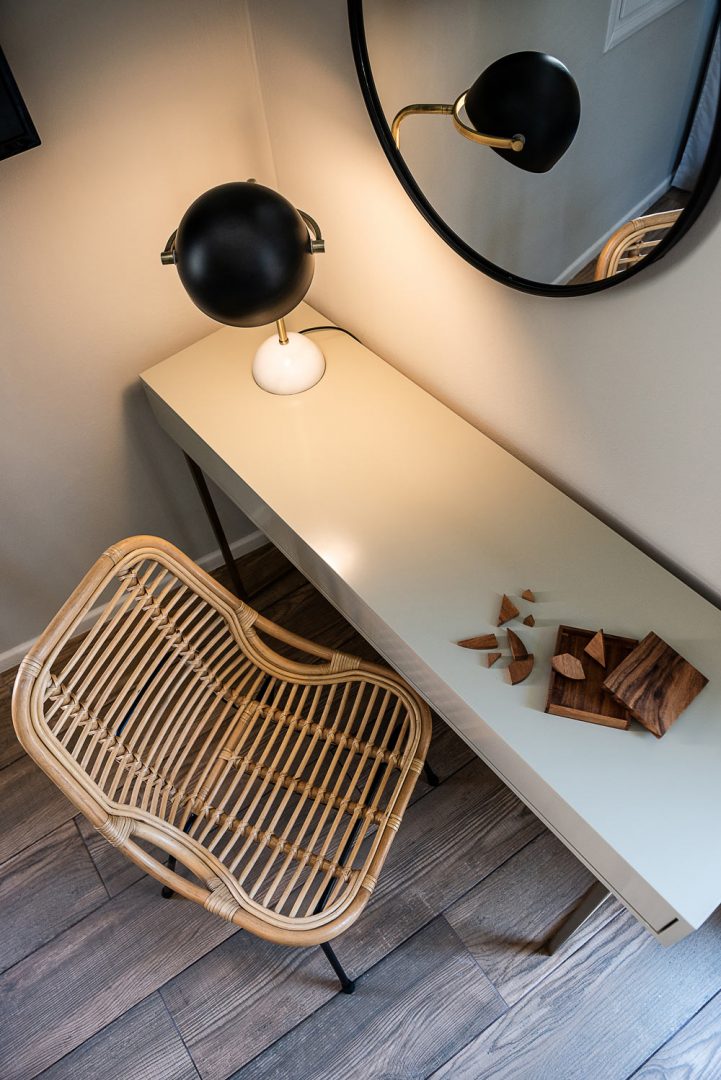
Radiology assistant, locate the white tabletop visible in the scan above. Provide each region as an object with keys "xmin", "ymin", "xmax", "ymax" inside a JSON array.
[{"xmin": 141, "ymin": 305, "xmax": 721, "ymax": 943}]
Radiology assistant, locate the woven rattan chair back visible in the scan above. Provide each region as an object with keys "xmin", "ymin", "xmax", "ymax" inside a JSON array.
[
  {"xmin": 593, "ymin": 208, "xmax": 682, "ymax": 280},
  {"xmin": 13, "ymin": 537, "xmax": 431, "ymax": 952}
]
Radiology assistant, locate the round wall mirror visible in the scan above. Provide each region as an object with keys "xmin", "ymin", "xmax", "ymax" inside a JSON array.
[{"xmin": 348, "ymin": 0, "xmax": 721, "ymax": 295}]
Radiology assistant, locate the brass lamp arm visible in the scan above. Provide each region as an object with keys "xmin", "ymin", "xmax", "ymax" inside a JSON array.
[
  {"xmin": 391, "ymin": 92, "xmax": 524, "ymax": 154},
  {"xmin": 391, "ymin": 102, "xmax": 453, "ymax": 146}
]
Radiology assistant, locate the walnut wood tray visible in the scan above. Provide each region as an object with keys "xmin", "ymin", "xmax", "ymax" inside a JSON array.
[{"xmin": 545, "ymin": 625, "xmax": 639, "ymax": 730}]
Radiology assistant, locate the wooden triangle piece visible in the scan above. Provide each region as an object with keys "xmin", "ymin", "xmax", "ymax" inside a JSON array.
[
  {"xmin": 487, "ymin": 652, "xmax": 501, "ymax": 668},
  {"xmin": 497, "ymin": 594, "xmax": 520, "ymax": 626},
  {"xmin": 457, "ymin": 633, "xmax": 498, "ymax": 650},
  {"xmin": 584, "ymin": 630, "xmax": 606, "ymax": 668},
  {"xmin": 521, "ymin": 589, "xmax": 535, "ymax": 603},
  {"xmin": 552, "ymin": 653, "xmax": 585, "ymax": 680},
  {"xmin": 508, "ymin": 655, "xmax": 534, "ymax": 684},
  {"xmin": 523, "ymin": 614, "xmax": 535, "ymax": 628},
  {"xmin": 507, "ymin": 629, "xmax": 528, "ymax": 661}
]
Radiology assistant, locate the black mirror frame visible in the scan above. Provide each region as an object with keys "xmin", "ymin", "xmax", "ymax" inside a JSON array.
[{"xmin": 348, "ymin": 0, "xmax": 721, "ymax": 296}]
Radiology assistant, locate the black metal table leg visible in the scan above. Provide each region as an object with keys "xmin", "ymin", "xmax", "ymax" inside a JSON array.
[
  {"xmin": 184, "ymin": 452, "xmax": 249, "ymax": 603},
  {"xmin": 423, "ymin": 760, "xmax": 439, "ymax": 787}
]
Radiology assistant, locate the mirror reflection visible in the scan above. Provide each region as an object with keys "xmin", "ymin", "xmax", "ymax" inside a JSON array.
[{"xmin": 363, "ymin": 0, "xmax": 719, "ymax": 286}]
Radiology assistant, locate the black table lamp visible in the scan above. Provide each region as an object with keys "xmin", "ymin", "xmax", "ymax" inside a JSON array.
[
  {"xmin": 392, "ymin": 51, "xmax": 580, "ymax": 174},
  {"xmin": 161, "ymin": 180, "xmax": 326, "ymax": 394}
]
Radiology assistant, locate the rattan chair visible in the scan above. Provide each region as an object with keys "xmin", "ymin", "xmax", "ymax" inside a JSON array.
[
  {"xmin": 593, "ymin": 208, "xmax": 682, "ymax": 279},
  {"xmin": 12, "ymin": 536, "xmax": 432, "ymax": 993}
]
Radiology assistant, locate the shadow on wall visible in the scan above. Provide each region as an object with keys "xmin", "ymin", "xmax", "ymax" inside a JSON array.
[{"xmin": 120, "ymin": 382, "xmax": 254, "ymax": 557}]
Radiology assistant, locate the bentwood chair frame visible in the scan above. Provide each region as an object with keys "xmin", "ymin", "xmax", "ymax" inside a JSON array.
[
  {"xmin": 12, "ymin": 536, "xmax": 432, "ymax": 993},
  {"xmin": 594, "ymin": 208, "xmax": 683, "ymax": 280}
]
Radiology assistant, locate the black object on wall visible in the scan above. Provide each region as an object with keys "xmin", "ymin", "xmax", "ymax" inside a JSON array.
[{"xmin": 0, "ymin": 44, "xmax": 40, "ymax": 162}]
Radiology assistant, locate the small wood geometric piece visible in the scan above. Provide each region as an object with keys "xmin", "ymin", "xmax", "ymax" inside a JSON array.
[
  {"xmin": 508, "ymin": 655, "xmax": 534, "ymax": 684},
  {"xmin": 552, "ymin": 653, "xmax": 585, "ymax": 680},
  {"xmin": 523, "ymin": 614, "xmax": 535, "ymax": 628},
  {"xmin": 521, "ymin": 589, "xmax": 536, "ymax": 603},
  {"xmin": 584, "ymin": 630, "xmax": 606, "ymax": 668},
  {"xmin": 602, "ymin": 632, "xmax": 708, "ymax": 738},
  {"xmin": 487, "ymin": 652, "xmax": 502, "ymax": 668},
  {"xmin": 497, "ymin": 594, "xmax": 520, "ymax": 626},
  {"xmin": 507, "ymin": 629, "xmax": 528, "ymax": 661},
  {"xmin": 457, "ymin": 633, "xmax": 499, "ymax": 650}
]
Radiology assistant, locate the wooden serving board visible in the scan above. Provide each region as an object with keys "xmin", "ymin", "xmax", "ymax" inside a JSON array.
[{"xmin": 545, "ymin": 625, "xmax": 638, "ymax": 729}]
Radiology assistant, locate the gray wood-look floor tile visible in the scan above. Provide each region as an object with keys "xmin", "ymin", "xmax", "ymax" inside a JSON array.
[
  {"xmin": 231, "ymin": 917, "xmax": 506, "ymax": 1080},
  {"xmin": 0, "ymin": 873, "xmax": 237, "ymax": 1078},
  {"xmin": 333, "ymin": 760, "xmax": 542, "ymax": 976},
  {"xmin": 161, "ymin": 921, "xmax": 338, "ymax": 1080},
  {"xmin": 432, "ymin": 907, "xmax": 721, "ymax": 1080},
  {"xmin": 0, "ymin": 820, "xmax": 107, "ymax": 973},
  {"xmin": 0, "ymin": 754, "xmax": 76, "ymax": 865},
  {"xmin": 38, "ymin": 993, "xmax": 200, "ymax": 1080},
  {"xmin": 630, "ymin": 989, "xmax": 721, "ymax": 1079},
  {"xmin": 445, "ymin": 830, "xmax": 622, "ymax": 1005},
  {"xmin": 162, "ymin": 758, "xmax": 541, "ymax": 1080},
  {"xmin": 0, "ymin": 667, "xmax": 24, "ymax": 770}
]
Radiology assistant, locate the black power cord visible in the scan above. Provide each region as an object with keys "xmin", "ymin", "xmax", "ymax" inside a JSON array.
[{"xmin": 299, "ymin": 324, "xmax": 362, "ymax": 344}]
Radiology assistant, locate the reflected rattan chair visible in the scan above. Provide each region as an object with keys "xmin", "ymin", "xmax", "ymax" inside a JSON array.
[
  {"xmin": 12, "ymin": 536, "xmax": 432, "ymax": 993},
  {"xmin": 593, "ymin": 208, "xmax": 682, "ymax": 280}
]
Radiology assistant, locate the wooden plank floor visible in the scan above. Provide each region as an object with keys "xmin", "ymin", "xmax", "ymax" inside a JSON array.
[{"xmin": 2, "ymin": 542, "xmax": 721, "ymax": 1079}]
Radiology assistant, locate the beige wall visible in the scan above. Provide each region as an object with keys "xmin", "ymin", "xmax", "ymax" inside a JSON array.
[
  {"xmin": 0, "ymin": 0, "xmax": 275, "ymax": 656},
  {"xmin": 248, "ymin": 0, "xmax": 721, "ymax": 604}
]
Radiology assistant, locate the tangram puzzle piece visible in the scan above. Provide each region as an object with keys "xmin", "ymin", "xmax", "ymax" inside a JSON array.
[
  {"xmin": 508, "ymin": 656, "xmax": 534, "ymax": 684},
  {"xmin": 497, "ymin": 595, "xmax": 520, "ymax": 626},
  {"xmin": 584, "ymin": 630, "xmax": 606, "ymax": 668},
  {"xmin": 507, "ymin": 629, "xmax": 528, "ymax": 660},
  {"xmin": 457, "ymin": 634, "xmax": 498, "ymax": 650},
  {"xmin": 552, "ymin": 653, "xmax": 585, "ymax": 680}
]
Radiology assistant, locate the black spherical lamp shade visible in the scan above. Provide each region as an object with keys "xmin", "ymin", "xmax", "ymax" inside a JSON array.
[
  {"xmin": 465, "ymin": 52, "xmax": 580, "ymax": 173},
  {"xmin": 174, "ymin": 181, "xmax": 315, "ymax": 327}
]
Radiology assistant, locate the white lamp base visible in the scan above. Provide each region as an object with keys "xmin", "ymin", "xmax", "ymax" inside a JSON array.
[{"xmin": 252, "ymin": 332, "xmax": 325, "ymax": 395}]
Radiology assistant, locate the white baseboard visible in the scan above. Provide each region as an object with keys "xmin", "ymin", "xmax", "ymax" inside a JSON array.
[
  {"xmin": 552, "ymin": 173, "xmax": 674, "ymax": 285},
  {"xmin": 0, "ymin": 529, "xmax": 267, "ymax": 675}
]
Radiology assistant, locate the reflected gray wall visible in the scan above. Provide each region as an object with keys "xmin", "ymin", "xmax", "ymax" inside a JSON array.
[{"xmin": 365, "ymin": 0, "xmax": 716, "ymax": 283}]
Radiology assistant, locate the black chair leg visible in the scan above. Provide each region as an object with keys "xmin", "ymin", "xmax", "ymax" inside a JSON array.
[
  {"xmin": 161, "ymin": 855, "xmax": 176, "ymax": 899},
  {"xmin": 423, "ymin": 759, "xmax": 439, "ymax": 787},
  {"xmin": 160, "ymin": 814, "xmax": 197, "ymax": 899},
  {"xmin": 320, "ymin": 941, "xmax": 355, "ymax": 994}
]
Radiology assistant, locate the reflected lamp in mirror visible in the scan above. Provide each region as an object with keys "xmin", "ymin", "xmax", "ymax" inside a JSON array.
[
  {"xmin": 350, "ymin": 0, "xmax": 721, "ymax": 295},
  {"xmin": 161, "ymin": 181, "xmax": 326, "ymax": 395},
  {"xmin": 392, "ymin": 52, "xmax": 581, "ymax": 174}
]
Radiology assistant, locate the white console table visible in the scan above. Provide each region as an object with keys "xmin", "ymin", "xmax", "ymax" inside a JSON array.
[{"xmin": 141, "ymin": 304, "xmax": 721, "ymax": 945}]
